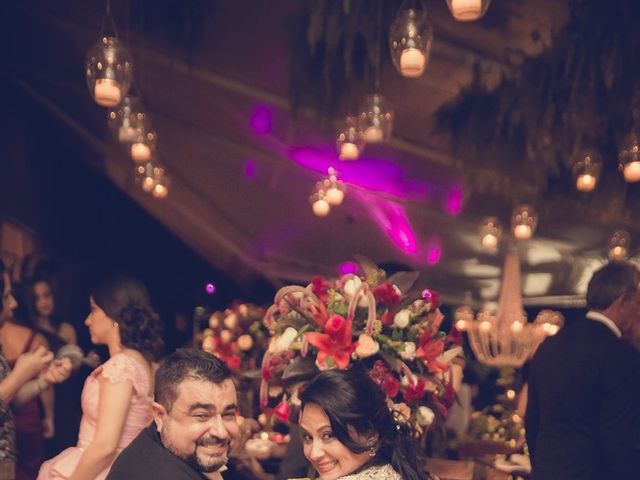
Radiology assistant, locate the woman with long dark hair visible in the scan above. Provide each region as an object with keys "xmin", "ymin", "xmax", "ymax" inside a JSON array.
[
  {"xmin": 298, "ymin": 366, "xmax": 435, "ymax": 480},
  {"xmin": 38, "ymin": 276, "xmax": 163, "ymax": 480}
]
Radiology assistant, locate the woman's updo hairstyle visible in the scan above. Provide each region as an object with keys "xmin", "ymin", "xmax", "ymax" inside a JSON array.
[
  {"xmin": 299, "ymin": 365, "xmax": 426, "ymax": 480},
  {"xmin": 91, "ymin": 276, "xmax": 164, "ymax": 361}
]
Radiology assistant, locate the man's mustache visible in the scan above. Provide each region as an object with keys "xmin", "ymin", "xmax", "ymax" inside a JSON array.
[{"xmin": 197, "ymin": 436, "xmax": 230, "ymax": 448}]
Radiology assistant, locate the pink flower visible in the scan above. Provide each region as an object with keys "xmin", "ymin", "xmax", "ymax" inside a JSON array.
[
  {"xmin": 416, "ymin": 333, "xmax": 449, "ymax": 374},
  {"xmin": 310, "ymin": 276, "xmax": 331, "ymax": 302},
  {"xmin": 370, "ymin": 360, "xmax": 400, "ymax": 398},
  {"xmin": 274, "ymin": 401, "xmax": 291, "ymax": 422},
  {"xmin": 225, "ymin": 355, "xmax": 242, "ymax": 371},
  {"xmin": 403, "ymin": 377, "xmax": 426, "ymax": 405},
  {"xmin": 305, "ymin": 315, "xmax": 356, "ymax": 370}
]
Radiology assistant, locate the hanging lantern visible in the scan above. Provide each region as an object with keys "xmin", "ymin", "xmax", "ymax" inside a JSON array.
[
  {"xmin": 336, "ymin": 116, "xmax": 364, "ymax": 161},
  {"xmin": 445, "ymin": 0, "xmax": 492, "ymax": 22},
  {"xmin": 85, "ymin": 36, "xmax": 133, "ymax": 107},
  {"xmin": 320, "ymin": 167, "xmax": 346, "ymax": 206},
  {"xmin": 511, "ymin": 204, "xmax": 537, "ymax": 240},
  {"xmin": 618, "ymin": 131, "xmax": 640, "ymax": 182},
  {"xmin": 309, "ymin": 185, "xmax": 331, "ymax": 217},
  {"xmin": 151, "ymin": 168, "xmax": 170, "ymax": 199},
  {"xmin": 572, "ymin": 149, "xmax": 602, "ymax": 192},
  {"xmin": 479, "ymin": 216, "xmax": 501, "ymax": 250},
  {"xmin": 131, "ymin": 130, "xmax": 157, "ymax": 162},
  {"xmin": 358, "ymin": 94, "xmax": 393, "ymax": 143},
  {"xmin": 389, "ymin": 6, "xmax": 433, "ymax": 78},
  {"xmin": 136, "ymin": 161, "xmax": 169, "ymax": 198},
  {"xmin": 108, "ymin": 96, "xmax": 141, "ymax": 143},
  {"xmin": 608, "ymin": 230, "xmax": 631, "ymax": 260}
]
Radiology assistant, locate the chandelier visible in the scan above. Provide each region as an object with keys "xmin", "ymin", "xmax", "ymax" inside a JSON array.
[
  {"xmin": 511, "ymin": 204, "xmax": 537, "ymax": 240},
  {"xmin": 608, "ymin": 230, "xmax": 631, "ymax": 260},
  {"xmin": 454, "ymin": 248, "xmax": 552, "ymax": 368},
  {"xmin": 572, "ymin": 148, "xmax": 601, "ymax": 192},
  {"xmin": 336, "ymin": 116, "xmax": 364, "ymax": 161},
  {"xmin": 479, "ymin": 216, "xmax": 501, "ymax": 250},
  {"xmin": 358, "ymin": 94, "xmax": 393, "ymax": 143},
  {"xmin": 618, "ymin": 131, "xmax": 640, "ymax": 182}
]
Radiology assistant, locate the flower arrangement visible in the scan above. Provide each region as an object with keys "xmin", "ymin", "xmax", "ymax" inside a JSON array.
[
  {"xmin": 260, "ymin": 259, "xmax": 464, "ymax": 434},
  {"xmin": 200, "ymin": 303, "xmax": 269, "ymax": 372}
]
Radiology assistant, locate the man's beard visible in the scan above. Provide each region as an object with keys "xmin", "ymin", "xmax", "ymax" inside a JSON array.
[{"xmin": 161, "ymin": 426, "xmax": 230, "ymax": 473}]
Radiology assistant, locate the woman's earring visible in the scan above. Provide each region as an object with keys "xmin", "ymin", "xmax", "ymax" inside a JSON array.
[
  {"xmin": 113, "ymin": 321, "xmax": 119, "ymax": 328},
  {"xmin": 368, "ymin": 447, "xmax": 376, "ymax": 458}
]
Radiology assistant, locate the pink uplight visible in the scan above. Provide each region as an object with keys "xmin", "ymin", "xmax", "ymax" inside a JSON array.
[
  {"xmin": 204, "ymin": 283, "xmax": 216, "ymax": 295},
  {"xmin": 444, "ymin": 187, "xmax": 463, "ymax": 216},
  {"xmin": 426, "ymin": 238, "xmax": 442, "ymax": 265},
  {"xmin": 250, "ymin": 105, "xmax": 273, "ymax": 135},
  {"xmin": 361, "ymin": 195, "xmax": 417, "ymax": 255},
  {"xmin": 339, "ymin": 261, "xmax": 359, "ymax": 275}
]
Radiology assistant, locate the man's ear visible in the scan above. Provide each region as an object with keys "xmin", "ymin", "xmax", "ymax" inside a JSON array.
[{"xmin": 152, "ymin": 401, "xmax": 167, "ymax": 432}]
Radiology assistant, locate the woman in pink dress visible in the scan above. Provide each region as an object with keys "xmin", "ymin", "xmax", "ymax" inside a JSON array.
[{"xmin": 38, "ymin": 276, "xmax": 163, "ymax": 480}]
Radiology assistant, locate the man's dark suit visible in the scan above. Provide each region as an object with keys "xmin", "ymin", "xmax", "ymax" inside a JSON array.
[{"xmin": 526, "ymin": 317, "xmax": 640, "ymax": 479}]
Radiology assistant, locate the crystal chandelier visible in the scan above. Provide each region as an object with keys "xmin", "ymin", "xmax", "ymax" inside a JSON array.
[
  {"xmin": 454, "ymin": 248, "xmax": 548, "ymax": 368},
  {"xmin": 445, "ymin": 0, "xmax": 492, "ymax": 22},
  {"xmin": 85, "ymin": 2, "xmax": 133, "ymax": 107},
  {"xmin": 389, "ymin": 3, "xmax": 433, "ymax": 78},
  {"xmin": 511, "ymin": 204, "xmax": 537, "ymax": 240},
  {"xmin": 479, "ymin": 216, "xmax": 501, "ymax": 250},
  {"xmin": 572, "ymin": 148, "xmax": 602, "ymax": 192},
  {"xmin": 358, "ymin": 94, "xmax": 393, "ymax": 143}
]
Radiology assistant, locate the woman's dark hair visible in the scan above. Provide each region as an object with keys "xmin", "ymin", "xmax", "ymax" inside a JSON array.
[
  {"xmin": 91, "ymin": 276, "xmax": 164, "ymax": 361},
  {"xmin": 0, "ymin": 260, "xmax": 5, "ymax": 311},
  {"xmin": 299, "ymin": 366, "xmax": 426, "ymax": 480},
  {"xmin": 21, "ymin": 276, "xmax": 60, "ymax": 328}
]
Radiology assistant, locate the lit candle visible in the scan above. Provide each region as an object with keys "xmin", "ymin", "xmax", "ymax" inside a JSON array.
[
  {"xmin": 94, "ymin": 78, "xmax": 122, "ymax": 107},
  {"xmin": 576, "ymin": 174, "xmax": 597, "ymax": 191},
  {"xmin": 325, "ymin": 187, "xmax": 344, "ymax": 206},
  {"xmin": 363, "ymin": 125, "xmax": 384, "ymax": 143},
  {"xmin": 455, "ymin": 319, "xmax": 467, "ymax": 331},
  {"xmin": 481, "ymin": 233, "xmax": 498, "ymax": 249},
  {"xmin": 510, "ymin": 321, "xmax": 523, "ymax": 333},
  {"xmin": 623, "ymin": 161, "xmax": 640, "ymax": 182},
  {"xmin": 450, "ymin": 0, "xmax": 483, "ymax": 21},
  {"xmin": 152, "ymin": 184, "xmax": 168, "ymax": 199},
  {"xmin": 131, "ymin": 142, "xmax": 151, "ymax": 162},
  {"xmin": 513, "ymin": 224, "xmax": 532, "ymax": 240},
  {"xmin": 399, "ymin": 47, "xmax": 426, "ymax": 78},
  {"xmin": 609, "ymin": 246, "xmax": 627, "ymax": 259},
  {"xmin": 339, "ymin": 142, "xmax": 360, "ymax": 161},
  {"xmin": 312, "ymin": 199, "xmax": 330, "ymax": 217},
  {"xmin": 142, "ymin": 176, "xmax": 155, "ymax": 192}
]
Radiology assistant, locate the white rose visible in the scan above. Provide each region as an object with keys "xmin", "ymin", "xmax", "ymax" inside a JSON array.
[
  {"xmin": 343, "ymin": 277, "xmax": 362, "ymax": 297},
  {"xmin": 270, "ymin": 327, "xmax": 298, "ymax": 353},
  {"xmin": 223, "ymin": 313, "xmax": 238, "ymax": 329},
  {"xmin": 399, "ymin": 341, "xmax": 416, "ymax": 361},
  {"xmin": 355, "ymin": 334, "xmax": 380, "ymax": 358},
  {"xmin": 393, "ymin": 309, "xmax": 411, "ymax": 329},
  {"xmin": 416, "ymin": 406, "xmax": 435, "ymax": 427}
]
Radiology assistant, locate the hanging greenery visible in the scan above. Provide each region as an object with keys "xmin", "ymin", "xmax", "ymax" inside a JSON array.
[{"xmin": 435, "ymin": 0, "xmax": 640, "ymax": 208}]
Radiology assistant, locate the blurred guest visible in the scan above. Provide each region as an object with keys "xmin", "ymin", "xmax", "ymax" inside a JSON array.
[
  {"xmin": 38, "ymin": 276, "xmax": 163, "ymax": 480},
  {"xmin": 0, "ymin": 261, "xmax": 72, "ymax": 480},
  {"xmin": 526, "ymin": 261, "xmax": 640, "ymax": 479},
  {"xmin": 29, "ymin": 279, "xmax": 76, "ymax": 346}
]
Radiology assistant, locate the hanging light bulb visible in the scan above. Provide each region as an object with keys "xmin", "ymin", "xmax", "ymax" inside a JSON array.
[
  {"xmin": 336, "ymin": 116, "xmax": 364, "ymax": 161},
  {"xmin": 358, "ymin": 94, "xmax": 393, "ymax": 143},
  {"xmin": 479, "ymin": 217, "xmax": 501, "ymax": 250},
  {"xmin": 572, "ymin": 149, "xmax": 602, "ymax": 192},
  {"xmin": 445, "ymin": 0, "xmax": 492, "ymax": 22},
  {"xmin": 136, "ymin": 161, "xmax": 169, "ymax": 198},
  {"xmin": 511, "ymin": 204, "xmax": 537, "ymax": 240},
  {"xmin": 85, "ymin": 36, "xmax": 133, "ymax": 107},
  {"xmin": 152, "ymin": 168, "xmax": 170, "ymax": 199},
  {"xmin": 310, "ymin": 185, "xmax": 331, "ymax": 217},
  {"xmin": 618, "ymin": 131, "xmax": 640, "ymax": 182},
  {"xmin": 108, "ymin": 96, "xmax": 140, "ymax": 143},
  {"xmin": 608, "ymin": 230, "xmax": 631, "ymax": 260},
  {"xmin": 321, "ymin": 167, "xmax": 346, "ymax": 206},
  {"xmin": 131, "ymin": 130, "xmax": 157, "ymax": 162},
  {"xmin": 389, "ymin": 4, "xmax": 433, "ymax": 78}
]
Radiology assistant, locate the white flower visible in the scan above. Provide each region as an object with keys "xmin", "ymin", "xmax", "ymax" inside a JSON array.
[
  {"xmin": 393, "ymin": 309, "xmax": 411, "ymax": 329},
  {"xmin": 399, "ymin": 342, "xmax": 416, "ymax": 361},
  {"xmin": 220, "ymin": 330, "xmax": 233, "ymax": 344},
  {"xmin": 355, "ymin": 334, "xmax": 380, "ymax": 358},
  {"xmin": 208, "ymin": 315, "xmax": 220, "ymax": 329},
  {"xmin": 223, "ymin": 313, "xmax": 238, "ymax": 329},
  {"xmin": 269, "ymin": 327, "xmax": 298, "ymax": 353},
  {"xmin": 237, "ymin": 334, "xmax": 253, "ymax": 351},
  {"xmin": 416, "ymin": 406, "xmax": 435, "ymax": 427},
  {"xmin": 343, "ymin": 277, "xmax": 362, "ymax": 297},
  {"xmin": 202, "ymin": 336, "xmax": 216, "ymax": 353}
]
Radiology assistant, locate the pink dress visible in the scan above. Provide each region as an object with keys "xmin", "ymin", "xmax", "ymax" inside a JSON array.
[{"xmin": 37, "ymin": 353, "xmax": 153, "ymax": 480}]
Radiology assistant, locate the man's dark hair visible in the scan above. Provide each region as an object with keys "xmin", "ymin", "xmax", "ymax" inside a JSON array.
[
  {"xmin": 154, "ymin": 348, "xmax": 232, "ymax": 412},
  {"xmin": 586, "ymin": 261, "xmax": 640, "ymax": 310}
]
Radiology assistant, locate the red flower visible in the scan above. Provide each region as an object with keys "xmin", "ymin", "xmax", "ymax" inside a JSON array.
[
  {"xmin": 310, "ymin": 276, "xmax": 331, "ymax": 302},
  {"xmin": 403, "ymin": 377, "xmax": 426, "ymax": 405},
  {"xmin": 421, "ymin": 289, "xmax": 440, "ymax": 312},
  {"xmin": 416, "ymin": 333, "xmax": 448, "ymax": 373},
  {"xmin": 305, "ymin": 315, "xmax": 356, "ymax": 370},
  {"xmin": 225, "ymin": 355, "xmax": 242, "ymax": 371},
  {"xmin": 261, "ymin": 351, "xmax": 293, "ymax": 381},
  {"xmin": 380, "ymin": 310, "xmax": 394, "ymax": 326},
  {"xmin": 370, "ymin": 360, "xmax": 400, "ymax": 397},
  {"xmin": 373, "ymin": 283, "xmax": 401, "ymax": 305},
  {"xmin": 274, "ymin": 401, "xmax": 291, "ymax": 422}
]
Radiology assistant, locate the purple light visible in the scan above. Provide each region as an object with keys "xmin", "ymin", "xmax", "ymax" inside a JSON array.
[
  {"xmin": 426, "ymin": 238, "xmax": 442, "ymax": 265},
  {"xmin": 339, "ymin": 261, "xmax": 359, "ymax": 275},
  {"xmin": 204, "ymin": 283, "xmax": 216, "ymax": 295},
  {"xmin": 362, "ymin": 195, "xmax": 417, "ymax": 254},
  {"xmin": 444, "ymin": 187, "xmax": 463, "ymax": 216},
  {"xmin": 250, "ymin": 105, "xmax": 273, "ymax": 135},
  {"xmin": 243, "ymin": 160, "xmax": 258, "ymax": 180}
]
